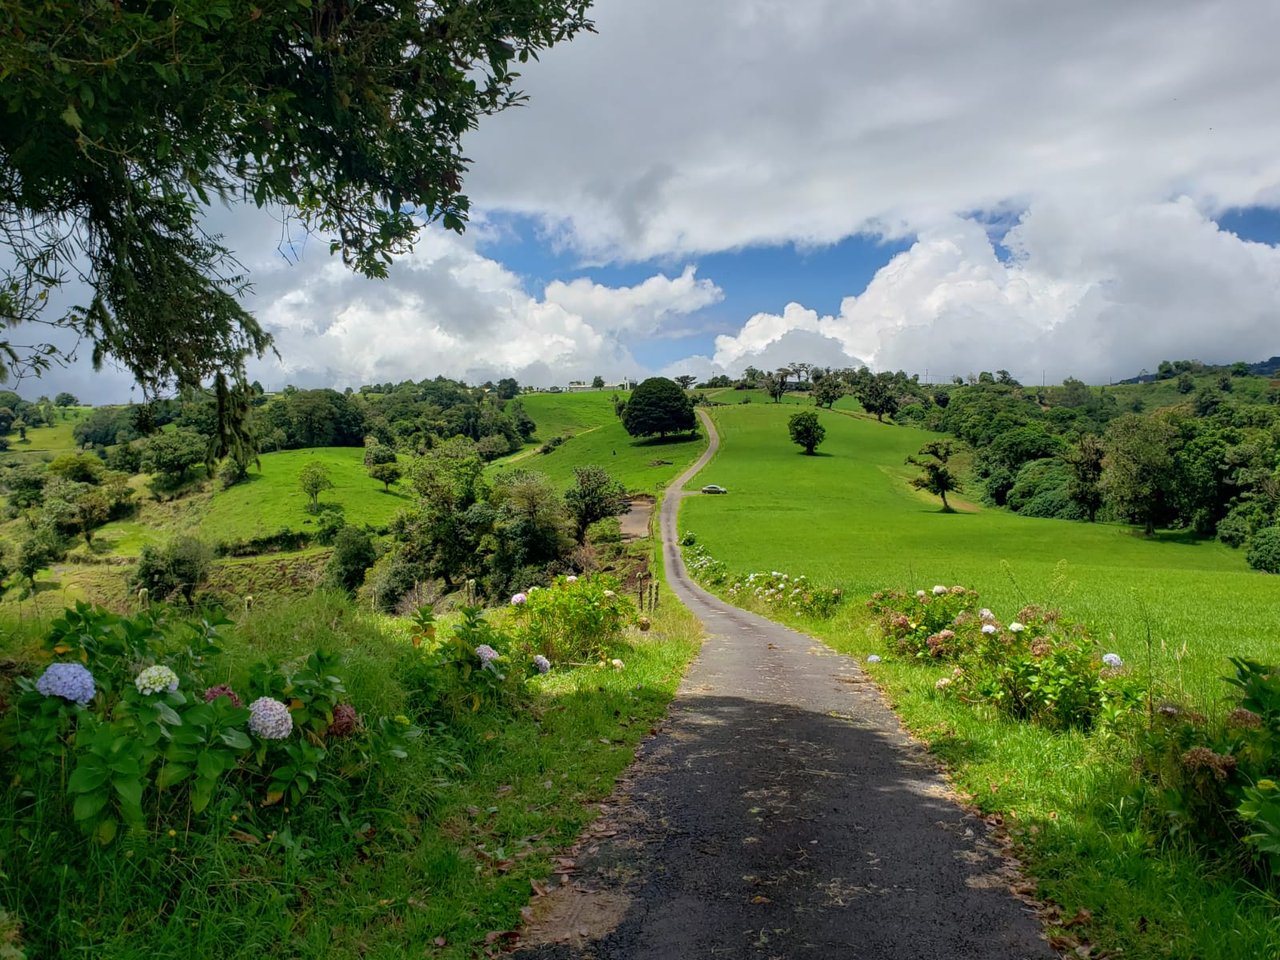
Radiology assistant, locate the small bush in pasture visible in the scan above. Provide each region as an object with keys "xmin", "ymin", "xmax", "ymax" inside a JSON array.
[
  {"xmin": 1247, "ymin": 526, "xmax": 1280, "ymax": 572},
  {"xmin": 683, "ymin": 543, "xmax": 728, "ymax": 585},
  {"xmin": 328, "ymin": 526, "xmax": 376, "ymax": 592}
]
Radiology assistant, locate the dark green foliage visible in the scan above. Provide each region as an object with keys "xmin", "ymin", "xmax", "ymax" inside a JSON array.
[
  {"xmin": 104, "ymin": 442, "xmax": 143, "ymax": 475},
  {"xmin": 621, "ymin": 377, "xmax": 696, "ymax": 438},
  {"xmin": 811, "ymin": 377, "xmax": 845, "ymax": 408},
  {"xmin": 258, "ymin": 389, "xmax": 366, "ymax": 450},
  {"xmin": 1102, "ymin": 414, "xmax": 1179, "ymax": 535},
  {"xmin": 1247, "ymin": 527, "xmax": 1280, "ymax": 573},
  {"xmin": 1005, "ymin": 459, "xmax": 1086, "ymax": 520},
  {"xmin": 140, "ymin": 429, "xmax": 207, "ymax": 483},
  {"xmin": 1, "ymin": 0, "xmax": 591, "ymax": 406},
  {"xmin": 133, "ymin": 536, "xmax": 213, "ymax": 604},
  {"xmin": 16, "ymin": 523, "xmax": 63, "ymax": 587},
  {"xmin": 856, "ymin": 373, "xmax": 900, "ymax": 422},
  {"xmin": 787, "ymin": 410, "xmax": 826, "ymax": 455},
  {"xmin": 328, "ymin": 527, "xmax": 377, "ymax": 593},
  {"xmin": 564, "ymin": 466, "xmax": 629, "ymax": 543}
]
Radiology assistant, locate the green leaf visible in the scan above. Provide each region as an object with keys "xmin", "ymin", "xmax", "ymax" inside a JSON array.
[
  {"xmin": 156, "ymin": 763, "xmax": 193, "ymax": 789},
  {"xmin": 219, "ymin": 728, "xmax": 251, "ymax": 750},
  {"xmin": 68, "ymin": 763, "xmax": 110, "ymax": 794},
  {"xmin": 95, "ymin": 817, "xmax": 118, "ymax": 845},
  {"xmin": 156, "ymin": 702, "xmax": 183, "ymax": 726},
  {"xmin": 73, "ymin": 790, "xmax": 110, "ymax": 821},
  {"xmin": 196, "ymin": 751, "xmax": 223, "ymax": 781},
  {"xmin": 112, "ymin": 776, "xmax": 144, "ymax": 811},
  {"xmin": 191, "ymin": 777, "xmax": 215, "ymax": 814}
]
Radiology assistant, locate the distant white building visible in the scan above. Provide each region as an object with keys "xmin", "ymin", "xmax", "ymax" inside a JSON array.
[{"xmin": 566, "ymin": 380, "xmax": 593, "ymax": 392}]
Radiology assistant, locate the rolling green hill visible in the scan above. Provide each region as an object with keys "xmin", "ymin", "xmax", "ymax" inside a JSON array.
[{"xmin": 681, "ymin": 402, "xmax": 1280, "ymax": 701}]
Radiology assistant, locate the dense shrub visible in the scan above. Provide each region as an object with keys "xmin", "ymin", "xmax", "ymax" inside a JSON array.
[
  {"xmin": 866, "ymin": 585, "xmax": 980, "ymax": 659},
  {"xmin": 1247, "ymin": 527, "xmax": 1280, "ymax": 573},
  {"xmin": 682, "ymin": 542, "xmax": 728, "ymax": 585},
  {"xmin": 328, "ymin": 527, "xmax": 377, "ymax": 593},
  {"xmin": 133, "ymin": 536, "xmax": 213, "ymax": 603},
  {"xmin": 213, "ymin": 527, "xmax": 311, "ymax": 557},
  {"xmin": 512, "ymin": 574, "xmax": 634, "ymax": 662}
]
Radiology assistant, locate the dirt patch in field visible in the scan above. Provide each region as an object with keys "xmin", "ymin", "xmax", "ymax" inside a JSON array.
[{"xmin": 618, "ymin": 496, "xmax": 654, "ymax": 540}]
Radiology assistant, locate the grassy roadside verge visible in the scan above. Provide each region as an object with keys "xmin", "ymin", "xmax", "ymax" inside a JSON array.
[
  {"xmin": 683, "ymin": 582, "xmax": 1280, "ymax": 960},
  {"xmin": 0, "ymin": 585, "xmax": 702, "ymax": 959}
]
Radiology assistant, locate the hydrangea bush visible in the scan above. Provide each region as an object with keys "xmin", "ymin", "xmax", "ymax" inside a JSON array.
[
  {"xmin": 0, "ymin": 602, "xmax": 417, "ymax": 846},
  {"xmin": 727, "ymin": 570, "xmax": 844, "ymax": 618},
  {"xmin": 512, "ymin": 573, "xmax": 635, "ymax": 662},
  {"xmin": 866, "ymin": 586, "xmax": 981, "ymax": 659}
]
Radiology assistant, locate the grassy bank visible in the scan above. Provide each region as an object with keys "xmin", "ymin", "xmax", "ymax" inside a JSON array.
[{"xmin": 0, "ymin": 590, "xmax": 701, "ymax": 959}]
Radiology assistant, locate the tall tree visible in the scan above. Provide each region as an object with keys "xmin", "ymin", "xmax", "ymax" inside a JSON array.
[
  {"xmin": 812, "ymin": 377, "xmax": 845, "ymax": 409},
  {"xmin": 1, "ymin": 1, "xmax": 592, "ymax": 421},
  {"xmin": 621, "ymin": 378, "xmax": 696, "ymax": 439},
  {"xmin": 1101, "ymin": 414, "xmax": 1179, "ymax": 534},
  {"xmin": 857, "ymin": 374, "xmax": 899, "ymax": 423},
  {"xmin": 1062, "ymin": 435, "xmax": 1106, "ymax": 522},
  {"xmin": 674, "ymin": 375, "xmax": 697, "ymax": 391},
  {"xmin": 907, "ymin": 441, "xmax": 960, "ymax": 511}
]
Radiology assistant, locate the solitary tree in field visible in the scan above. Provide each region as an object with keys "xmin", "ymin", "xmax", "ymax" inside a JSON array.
[
  {"xmin": 592, "ymin": 375, "xmax": 606, "ymax": 389},
  {"xmin": 907, "ymin": 441, "xmax": 959, "ymax": 511},
  {"xmin": 299, "ymin": 462, "xmax": 334, "ymax": 513},
  {"xmin": 761, "ymin": 373, "xmax": 786, "ymax": 403},
  {"xmin": 564, "ymin": 465, "xmax": 630, "ymax": 543},
  {"xmin": 621, "ymin": 378, "xmax": 696, "ymax": 439},
  {"xmin": 368, "ymin": 461, "xmax": 403, "ymax": 493},
  {"xmin": 1100, "ymin": 413, "xmax": 1177, "ymax": 534},
  {"xmin": 675, "ymin": 375, "xmax": 697, "ymax": 391},
  {"xmin": 788, "ymin": 410, "xmax": 826, "ymax": 455}
]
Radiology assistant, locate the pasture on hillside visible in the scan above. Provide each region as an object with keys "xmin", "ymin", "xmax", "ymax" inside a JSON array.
[
  {"xmin": 681, "ymin": 402, "xmax": 1280, "ymax": 703},
  {"xmin": 491, "ymin": 391, "xmax": 706, "ymax": 494},
  {"xmin": 199, "ymin": 447, "xmax": 410, "ymax": 545}
]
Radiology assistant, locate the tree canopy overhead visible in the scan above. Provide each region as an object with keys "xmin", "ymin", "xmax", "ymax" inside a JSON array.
[{"xmin": 0, "ymin": 0, "xmax": 594, "ymax": 410}]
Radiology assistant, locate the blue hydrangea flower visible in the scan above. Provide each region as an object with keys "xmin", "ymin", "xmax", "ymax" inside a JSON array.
[
  {"xmin": 865, "ymin": 654, "xmax": 882, "ymax": 664},
  {"xmin": 36, "ymin": 662, "xmax": 95, "ymax": 705},
  {"xmin": 135, "ymin": 665, "xmax": 180, "ymax": 695},
  {"xmin": 533, "ymin": 655, "xmax": 551, "ymax": 674},
  {"xmin": 1102, "ymin": 653, "xmax": 1124, "ymax": 668}
]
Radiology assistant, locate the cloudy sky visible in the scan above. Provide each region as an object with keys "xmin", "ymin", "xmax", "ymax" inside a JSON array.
[{"xmin": 42, "ymin": 0, "xmax": 1280, "ymax": 401}]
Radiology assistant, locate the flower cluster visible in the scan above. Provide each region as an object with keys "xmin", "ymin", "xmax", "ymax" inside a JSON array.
[
  {"xmin": 867, "ymin": 586, "xmax": 979, "ymax": 659},
  {"xmin": 134, "ymin": 665, "xmax": 179, "ymax": 696},
  {"xmin": 510, "ymin": 592, "xmax": 527, "ymax": 606},
  {"xmin": 35, "ymin": 662, "xmax": 96, "ymax": 705},
  {"xmin": 475, "ymin": 644, "xmax": 500, "ymax": 667},
  {"xmin": 683, "ymin": 544, "xmax": 729, "ymax": 585},
  {"xmin": 533, "ymin": 655, "xmax": 551, "ymax": 675},
  {"xmin": 248, "ymin": 697, "xmax": 294, "ymax": 740},
  {"xmin": 327, "ymin": 703, "xmax": 361, "ymax": 738},
  {"xmin": 727, "ymin": 570, "xmax": 844, "ymax": 618},
  {"xmin": 203, "ymin": 684, "xmax": 243, "ymax": 708}
]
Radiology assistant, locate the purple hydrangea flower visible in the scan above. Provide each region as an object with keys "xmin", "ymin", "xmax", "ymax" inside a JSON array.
[
  {"xmin": 510, "ymin": 592, "xmax": 527, "ymax": 606},
  {"xmin": 533, "ymin": 655, "xmax": 551, "ymax": 674},
  {"xmin": 248, "ymin": 697, "xmax": 294, "ymax": 740},
  {"xmin": 327, "ymin": 703, "xmax": 361, "ymax": 737},
  {"xmin": 135, "ymin": 665, "xmax": 180, "ymax": 696},
  {"xmin": 35, "ymin": 662, "xmax": 96, "ymax": 705},
  {"xmin": 1102, "ymin": 653, "xmax": 1124, "ymax": 668},
  {"xmin": 476, "ymin": 644, "xmax": 499, "ymax": 665}
]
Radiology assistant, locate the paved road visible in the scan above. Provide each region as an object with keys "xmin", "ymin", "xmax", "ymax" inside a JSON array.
[{"xmin": 515, "ymin": 410, "xmax": 1053, "ymax": 960}]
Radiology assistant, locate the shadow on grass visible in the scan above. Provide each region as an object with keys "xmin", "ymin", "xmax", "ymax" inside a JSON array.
[{"xmin": 630, "ymin": 432, "xmax": 701, "ymax": 448}]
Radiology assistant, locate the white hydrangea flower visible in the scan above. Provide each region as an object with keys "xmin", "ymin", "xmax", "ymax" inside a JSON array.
[
  {"xmin": 135, "ymin": 665, "xmax": 179, "ymax": 696},
  {"xmin": 248, "ymin": 697, "xmax": 294, "ymax": 740},
  {"xmin": 1102, "ymin": 653, "xmax": 1124, "ymax": 668}
]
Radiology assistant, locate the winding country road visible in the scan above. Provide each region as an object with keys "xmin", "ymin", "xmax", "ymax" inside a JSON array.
[{"xmin": 515, "ymin": 410, "xmax": 1053, "ymax": 959}]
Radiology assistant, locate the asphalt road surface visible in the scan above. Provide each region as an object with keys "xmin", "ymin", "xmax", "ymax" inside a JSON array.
[{"xmin": 514, "ymin": 410, "xmax": 1054, "ymax": 960}]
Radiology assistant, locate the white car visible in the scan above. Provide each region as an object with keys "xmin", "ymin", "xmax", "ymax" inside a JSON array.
[{"xmin": 701, "ymin": 484, "xmax": 728, "ymax": 494}]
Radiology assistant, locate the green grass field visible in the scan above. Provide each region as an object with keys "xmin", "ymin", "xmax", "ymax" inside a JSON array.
[
  {"xmin": 199, "ymin": 447, "xmax": 411, "ymax": 544},
  {"xmin": 490, "ymin": 392, "xmax": 706, "ymax": 494},
  {"xmin": 0, "ymin": 406, "xmax": 92, "ymax": 465},
  {"xmin": 681, "ymin": 402, "xmax": 1280, "ymax": 703}
]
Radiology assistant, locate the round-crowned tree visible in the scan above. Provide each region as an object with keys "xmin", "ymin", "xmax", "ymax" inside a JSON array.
[
  {"xmin": 621, "ymin": 378, "xmax": 696, "ymax": 439},
  {"xmin": 788, "ymin": 410, "xmax": 826, "ymax": 455}
]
